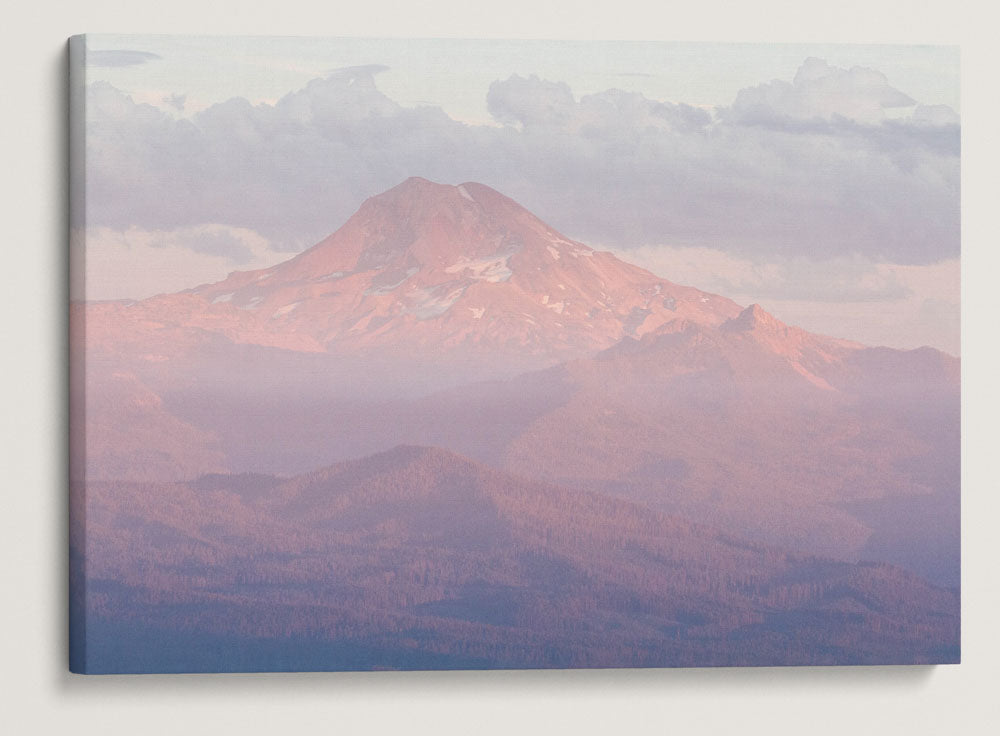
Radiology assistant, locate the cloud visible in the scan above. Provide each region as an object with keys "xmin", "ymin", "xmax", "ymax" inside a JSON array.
[
  {"xmin": 88, "ymin": 49, "xmax": 162, "ymax": 68},
  {"xmin": 163, "ymin": 93, "xmax": 186, "ymax": 112},
  {"xmin": 80, "ymin": 73, "xmax": 463, "ymax": 249},
  {"xmin": 722, "ymin": 57, "xmax": 917, "ymax": 126},
  {"xmin": 80, "ymin": 225, "xmax": 287, "ymax": 300},
  {"xmin": 613, "ymin": 245, "xmax": 914, "ymax": 303},
  {"xmin": 82, "ymin": 59, "xmax": 959, "ymax": 268},
  {"xmin": 911, "ymin": 103, "xmax": 961, "ymax": 127},
  {"xmin": 613, "ymin": 245, "xmax": 959, "ymax": 354},
  {"xmin": 487, "ymin": 75, "xmax": 577, "ymax": 127},
  {"xmin": 487, "ymin": 74, "xmax": 711, "ymax": 133}
]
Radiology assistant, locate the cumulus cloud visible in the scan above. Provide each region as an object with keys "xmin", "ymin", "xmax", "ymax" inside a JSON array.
[
  {"xmin": 81, "ymin": 72, "xmax": 466, "ymax": 250},
  {"xmin": 82, "ymin": 58, "xmax": 959, "ymax": 269},
  {"xmin": 488, "ymin": 74, "xmax": 711, "ymax": 133},
  {"xmin": 487, "ymin": 75, "xmax": 577, "ymax": 127},
  {"xmin": 723, "ymin": 57, "xmax": 917, "ymax": 126}
]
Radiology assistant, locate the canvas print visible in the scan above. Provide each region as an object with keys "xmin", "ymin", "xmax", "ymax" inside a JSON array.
[{"xmin": 68, "ymin": 35, "xmax": 960, "ymax": 673}]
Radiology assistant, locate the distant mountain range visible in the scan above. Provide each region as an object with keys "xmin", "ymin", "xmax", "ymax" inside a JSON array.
[
  {"xmin": 71, "ymin": 178, "xmax": 960, "ymax": 671},
  {"xmin": 73, "ymin": 445, "xmax": 958, "ymax": 672}
]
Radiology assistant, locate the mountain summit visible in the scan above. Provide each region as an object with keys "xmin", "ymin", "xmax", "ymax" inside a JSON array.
[
  {"xmin": 722, "ymin": 303, "xmax": 784, "ymax": 333},
  {"xmin": 162, "ymin": 177, "xmax": 742, "ymax": 362}
]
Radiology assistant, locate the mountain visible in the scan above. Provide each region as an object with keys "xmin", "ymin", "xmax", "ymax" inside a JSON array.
[
  {"xmin": 82, "ymin": 177, "xmax": 741, "ymax": 384},
  {"xmin": 73, "ymin": 177, "xmax": 959, "ymax": 601},
  {"xmin": 74, "ymin": 445, "xmax": 959, "ymax": 672},
  {"xmin": 104, "ymin": 292, "xmax": 956, "ymax": 584},
  {"xmin": 491, "ymin": 311, "xmax": 959, "ymax": 580},
  {"xmin": 71, "ymin": 178, "xmax": 962, "ymax": 671},
  {"xmin": 423, "ymin": 306, "xmax": 957, "ymax": 585}
]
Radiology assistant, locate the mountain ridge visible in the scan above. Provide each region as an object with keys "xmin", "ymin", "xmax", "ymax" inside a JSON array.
[
  {"xmin": 85, "ymin": 177, "xmax": 745, "ymax": 369},
  {"xmin": 76, "ymin": 442, "xmax": 959, "ymax": 671}
]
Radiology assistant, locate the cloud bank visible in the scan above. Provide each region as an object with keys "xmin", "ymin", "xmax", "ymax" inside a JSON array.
[
  {"xmin": 79, "ymin": 57, "xmax": 959, "ymax": 350},
  {"xmin": 82, "ymin": 58, "xmax": 958, "ymax": 265}
]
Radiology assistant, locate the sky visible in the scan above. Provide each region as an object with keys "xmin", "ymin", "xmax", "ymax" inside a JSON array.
[
  {"xmin": 75, "ymin": 35, "xmax": 960, "ymax": 354},
  {"xmin": 84, "ymin": 36, "xmax": 960, "ymax": 124}
]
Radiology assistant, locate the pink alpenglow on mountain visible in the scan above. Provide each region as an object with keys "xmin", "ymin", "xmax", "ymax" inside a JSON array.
[
  {"xmin": 85, "ymin": 178, "xmax": 741, "ymax": 370},
  {"xmin": 71, "ymin": 177, "xmax": 959, "ymax": 674}
]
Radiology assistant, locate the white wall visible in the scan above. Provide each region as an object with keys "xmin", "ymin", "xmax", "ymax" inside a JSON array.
[{"xmin": 3, "ymin": 2, "xmax": 997, "ymax": 734}]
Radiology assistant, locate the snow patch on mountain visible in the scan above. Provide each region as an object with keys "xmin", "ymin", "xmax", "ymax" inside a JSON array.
[
  {"xmin": 407, "ymin": 285, "xmax": 468, "ymax": 319},
  {"xmin": 239, "ymin": 296, "xmax": 264, "ymax": 310},
  {"xmin": 365, "ymin": 267, "xmax": 419, "ymax": 295},
  {"xmin": 444, "ymin": 254, "xmax": 513, "ymax": 283},
  {"xmin": 317, "ymin": 271, "xmax": 347, "ymax": 282},
  {"xmin": 272, "ymin": 302, "xmax": 301, "ymax": 318}
]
